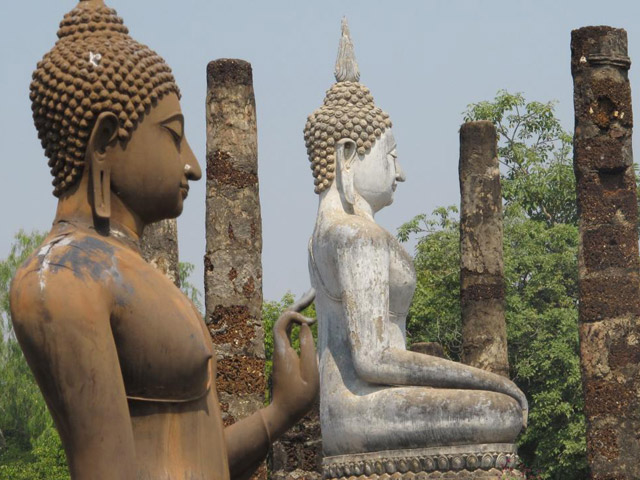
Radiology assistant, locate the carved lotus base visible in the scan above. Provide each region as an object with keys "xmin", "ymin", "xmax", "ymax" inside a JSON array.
[{"xmin": 322, "ymin": 444, "xmax": 523, "ymax": 479}]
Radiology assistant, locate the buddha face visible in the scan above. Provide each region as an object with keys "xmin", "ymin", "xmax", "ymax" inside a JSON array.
[
  {"xmin": 106, "ymin": 93, "xmax": 201, "ymax": 223},
  {"xmin": 351, "ymin": 129, "xmax": 405, "ymax": 212}
]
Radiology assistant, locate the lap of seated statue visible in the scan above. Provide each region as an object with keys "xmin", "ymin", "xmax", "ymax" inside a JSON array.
[{"xmin": 321, "ymin": 384, "xmax": 522, "ymax": 456}]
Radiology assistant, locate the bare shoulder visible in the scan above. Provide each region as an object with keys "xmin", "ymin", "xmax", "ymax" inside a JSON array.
[
  {"xmin": 321, "ymin": 214, "xmax": 392, "ymax": 250},
  {"xmin": 9, "ymin": 232, "xmax": 138, "ymax": 478},
  {"xmin": 10, "ymin": 231, "xmax": 118, "ymax": 339},
  {"xmin": 312, "ymin": 216, "xmax": 393, "ymax": 288}
]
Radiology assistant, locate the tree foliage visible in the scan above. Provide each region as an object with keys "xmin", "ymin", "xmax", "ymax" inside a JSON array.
[
  {"xmin": 464, "ymin": 90, "xmax": 575, "ymax": 226},
  {"xmin": 398, "ymin": 207, "xmax": 462, "ymax": 359},
  {"xmin": 400, "ymin": 91, "xmax": 587, "ymax": 479},
  {"xmin": 178, "ymin": 261, "xmax": 203, "ymax": 313}
]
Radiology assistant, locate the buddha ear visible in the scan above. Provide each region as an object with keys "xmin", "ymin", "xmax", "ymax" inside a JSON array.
[
  {"xmin": 86, "ymin": 112, "xmax": 119, "ymax": 219},
  {"xmin": 335, "ymin": 138, "xmax": 357, "ymax": 206}
]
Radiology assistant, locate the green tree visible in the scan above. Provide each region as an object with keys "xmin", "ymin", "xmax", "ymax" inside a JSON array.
[
  {"xmin": 178, "ymin": 261, "xmax": 203, "ymax": 313},
  {"xmin": 463, "ymin": 90, "xmax": 575, "ymax": 226},
  {"xmin": 0, "ymin": 231, "xmax": 70, "ymax": 479},
  {"xmin": 400, "ymin": 91, "xmax": 587, "ymax": 479},
  {"xmin": 398, "ymin": 207, "xmax": 462, "ymax": 359},
  {"xmin": 1, "ymin": 231, "xmax": 47, "ymax": 331}
]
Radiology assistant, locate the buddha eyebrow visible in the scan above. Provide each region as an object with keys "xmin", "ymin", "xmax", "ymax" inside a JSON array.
[{"xmin": 160, "ymin": 113, "xmax": 185, "ymax": 134}]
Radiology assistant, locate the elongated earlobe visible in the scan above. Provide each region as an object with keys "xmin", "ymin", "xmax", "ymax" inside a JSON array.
[
  {"xmin": 336, "ymin": 139, "xmax": 358, "ymax": 207},
  {"xmin": 92, "ymin": 157, "xmax": 111, "ymax": 219},
  {"xmin": 342, "ymin": 167, "xmax": 355, "ymax": 206},
  {"xmin": 86, "ymin": 111, "xmax": 119, "ymax": 220}
]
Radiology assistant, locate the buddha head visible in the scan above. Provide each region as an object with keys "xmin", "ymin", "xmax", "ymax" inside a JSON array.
[
  {"xmin": 303, "ymin": 18, "xmax": 404, "ymax": 212},
  {"xmin": 30, "ymin": 0, "xmax": 200, "ymax": 222}
]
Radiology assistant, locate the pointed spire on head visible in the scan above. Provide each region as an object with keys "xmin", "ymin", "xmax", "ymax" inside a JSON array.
[
  {"xmin": 334, "ymin": 17, "xmax": 360, "ymax": 83},
  {"xmin": 305, "ymin": 17, "xmax": 392, "ymax": 194}
]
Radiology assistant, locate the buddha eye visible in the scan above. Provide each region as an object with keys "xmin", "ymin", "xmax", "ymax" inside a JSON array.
[
  {"xmin": 163, "ymin": 124, "xmax": 183, "ymax": 150},
  {"xmin": 164, "ymin": 126, "xmax": 181, "ymax": 146},
  {"xmin": 161, "ymin": 115, "xmax": 185, "ymax": 150}
]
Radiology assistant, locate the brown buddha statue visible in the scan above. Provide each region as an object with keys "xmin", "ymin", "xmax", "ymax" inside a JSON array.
[{"xmin": 9, "ymin": 1, "xmax": 318, "ymax": 479}]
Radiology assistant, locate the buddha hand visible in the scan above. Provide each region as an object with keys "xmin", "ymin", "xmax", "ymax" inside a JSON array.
[{"xmin": 270, "ymin": 289, "xmax": 319, "ymax": 424}]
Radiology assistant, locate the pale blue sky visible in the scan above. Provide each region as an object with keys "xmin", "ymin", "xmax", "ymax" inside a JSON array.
[{"xmin": 2, "ymin": 0, "xmax": 640, "ymax": 300}]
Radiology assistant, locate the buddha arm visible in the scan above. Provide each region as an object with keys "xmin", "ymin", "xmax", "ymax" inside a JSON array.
[
  {"xmin": 224, "ymin": 403, "xmax": 304, "ymax": 480},
  {"xmin": 224, "ymin": 410, "xmax": 270, "ymax": 480},
  {"xmin": 10, "ymin": 267, "xmax": 137, "ymax": 480},
  {"xmin": 337, "ymin": 234, "xmax": 528, "ymax": 413}
]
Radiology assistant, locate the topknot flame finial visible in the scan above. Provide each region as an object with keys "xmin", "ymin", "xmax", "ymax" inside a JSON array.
[
  {"xmin": 305, "ymin": 18, "xmax": 391, "ymax": 193},
  {"xmin": 334, "ymin": 17, "xmax": 360, "ymax": 83}
]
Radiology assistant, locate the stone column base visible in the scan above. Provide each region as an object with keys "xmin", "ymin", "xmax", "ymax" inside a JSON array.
[{"xmin": 322, "ymin": 444, "xmax": 523, "ymax": 479}]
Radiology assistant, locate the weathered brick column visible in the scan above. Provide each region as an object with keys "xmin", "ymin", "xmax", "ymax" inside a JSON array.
[
  {"xmin": 270, "ymin": 398, "xmax": 322, "ymax": 480},
  {"xmin": 140, "ymin": 219, "xmax": 180, "ymax": 287},
  {"xmin": 205, "ymin": 59, "xmax": 266, "ymax": 478},
  {"xmin": 571, "ymin": 26, "xmax": 640, "ymax": 478},
  {"xmin": 458, "ymin": 121, "xmax": 509, "ymax": 377}
]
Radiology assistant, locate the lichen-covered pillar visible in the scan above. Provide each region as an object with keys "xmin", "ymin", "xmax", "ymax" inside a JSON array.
[
  {"xmin": 458, "ymin": 121, "xmax": 509, "ymax": 377},
  {"xmin": 571, "ymin": 26, "xmax": 640, "ymax": 478},
  {"xmin": 140, "ymin": 219, "xmax": 180, "ymax": 287},
  {"xmin": 205, "ymin": 59, "xmax": 266, "ymax": 478}
]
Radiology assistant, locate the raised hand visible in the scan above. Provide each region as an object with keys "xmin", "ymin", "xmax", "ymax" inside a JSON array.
[
  {"xmin": 226, "ymin": 289, "xmax": 320, "ymax": 479},
  {"xmin": 270, "ymin": 289, "xmax": 319, "ymax": 424}
]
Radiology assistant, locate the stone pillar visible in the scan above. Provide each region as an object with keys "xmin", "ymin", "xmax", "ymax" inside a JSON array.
[
  {"xmin": 571, "ymin": 26, "xmax": 640, "ymax": 479},
  {"xmin": 458, "ymin": 121, "xmax": 509, "ymax": 377},
  {"xmin": 205, "ymin": 59, "xmax": 266, "ymax": 478},
  {"xmin": 270, "ymin": 399, "xmax": 322, "ymax": 480},
  {"xmin": 140, "ymin": 219, "xmax": 180, "ymax": 287}
]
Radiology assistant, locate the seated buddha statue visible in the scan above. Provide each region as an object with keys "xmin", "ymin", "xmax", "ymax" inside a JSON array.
[
  {"xmin": 305, "ymin": 19, "xmax": 527, "ymax": 463},
  {"xmin": 9, "ymin": 1, "xmax": 318, "ymax": 479}
]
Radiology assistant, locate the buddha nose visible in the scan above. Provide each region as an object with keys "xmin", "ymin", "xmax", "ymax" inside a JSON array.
[
  {"xmin": 183, "ymin": 139, "xmax": 202, "ymax": 181},
  {"xmin": 395, "ymin": 159, "xmax": 406, "ymax": 183}
]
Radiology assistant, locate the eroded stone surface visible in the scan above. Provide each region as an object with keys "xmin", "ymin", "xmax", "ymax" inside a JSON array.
[
  {"xmin": 140, "ymin": 219, "xmax": 180, "ymax": 287},
  {"xmin": 572, "ymin": 25, "xmax": 640, "ymax": 478},
  {"xmin": 205, "ymin": 58, "xmax": 266, "ymax": 478},
  {"xmin": 459, "ymin": 121, "xmax": 509, "ymax": 377},
  {"xmin": 322, "ymin": 444, "xmax": 523, "ymax": 479},
  {"xmin": 271, "ymin": 399, "xmax": 323, "ymax": 479}
]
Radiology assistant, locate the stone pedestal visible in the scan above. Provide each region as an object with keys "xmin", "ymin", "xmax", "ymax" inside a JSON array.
[{"xmin": 322, "ymin": 444, "xmax": 522, "ymax": 479}]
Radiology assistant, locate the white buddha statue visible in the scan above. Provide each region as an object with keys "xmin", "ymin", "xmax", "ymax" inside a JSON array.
[{"xmin": 305, "ymin": 19, "xmax": 527, "ymax": 468}]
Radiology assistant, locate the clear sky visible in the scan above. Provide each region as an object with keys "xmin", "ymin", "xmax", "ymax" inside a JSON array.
[{"xmin": 2, "ymin": 0, "xmax": 640, "ymax": 301}]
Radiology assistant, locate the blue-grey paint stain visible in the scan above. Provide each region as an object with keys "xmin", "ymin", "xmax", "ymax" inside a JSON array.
[{"xmin": 50, "ymin": 236, "xmax": 116, "ymax": 282}]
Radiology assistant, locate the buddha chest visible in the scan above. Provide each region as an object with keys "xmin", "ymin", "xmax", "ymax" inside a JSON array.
[
  {"xmin": 108, "ymin": 242, "xmax": 214, "ymax": 403},
  {"xmin": 388, "ymin": 235, "xmax": 417, "ymax": 318}
]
